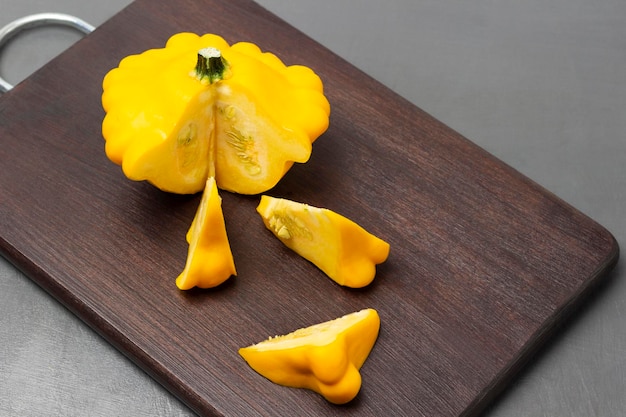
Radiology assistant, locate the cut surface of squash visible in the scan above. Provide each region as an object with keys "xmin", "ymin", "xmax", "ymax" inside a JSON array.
[
  {"xmin": 239, "ymin": 308, "xmax": 380, "ymax": 404},
  {"xmin": 176, "ymin": 176, "xmax": 236, "ymax": 289},
  {"xmin": 256, "ymin": 196, "xmax": 390, "ymax": 287}
]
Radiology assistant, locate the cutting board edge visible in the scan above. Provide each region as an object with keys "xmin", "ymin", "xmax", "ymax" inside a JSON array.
[
  {"xmin": 462, "ymin": 236, "xmax": 620, "ymax": 417},
  {"xmin": 0, "ymin": 235, "xmax": 218, "ymax": 415}
]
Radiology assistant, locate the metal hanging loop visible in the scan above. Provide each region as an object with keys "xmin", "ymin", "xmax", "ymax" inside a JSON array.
[{"xmin": 0, "ymin": 13, "xmax": 94, "ymax": 93}]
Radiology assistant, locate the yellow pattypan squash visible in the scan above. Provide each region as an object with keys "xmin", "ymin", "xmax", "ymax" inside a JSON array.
[
  {"xmin": 176, "ymin": 176, "xmax": 236, "ymax": 289},
  {"xmin": 239, "ymin": 308, "xmax": 380, "ymax": 404},
  {"xmin": 256, "ymin": 195, "xmax": 390, "ymax": 288},
  {"xmin": 102, "ymin": 32, "xmax": 330, "ymax": 195}
]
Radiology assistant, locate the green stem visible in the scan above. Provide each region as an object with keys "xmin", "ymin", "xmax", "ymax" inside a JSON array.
[{"xmin": 195, "ymin": 47, "xmax": 229, "ymax": 84}]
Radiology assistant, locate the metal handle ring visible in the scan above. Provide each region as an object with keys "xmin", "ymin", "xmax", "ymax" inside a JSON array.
[{"xmin": 0, "ymin": 13, "xmax": 94, "ymax": 93}]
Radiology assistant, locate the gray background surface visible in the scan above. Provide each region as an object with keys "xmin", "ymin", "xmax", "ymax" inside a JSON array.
[{"xmin": 1, "ymin": 0, "xmax": 624, "ymax": 416}]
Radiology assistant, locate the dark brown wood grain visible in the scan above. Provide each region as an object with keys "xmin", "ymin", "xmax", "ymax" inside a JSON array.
[{"xmin": 0, "ymin": 0, "xmax": 618, "ymax": 416}]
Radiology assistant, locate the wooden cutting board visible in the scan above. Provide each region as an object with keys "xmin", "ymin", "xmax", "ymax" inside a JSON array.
[{"xmin": 0, "ymin": 0, "xmax": 618, "ymax": 415}]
